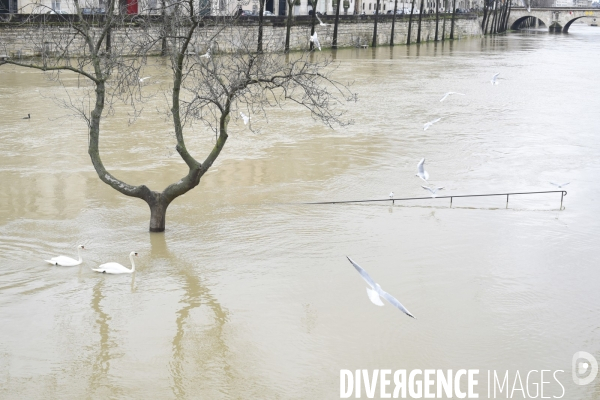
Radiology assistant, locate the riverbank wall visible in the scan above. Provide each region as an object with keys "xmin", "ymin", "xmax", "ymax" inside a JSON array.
[{"xmin": 0, "ymin": 14, "xmax": 482, "ymax": 57}]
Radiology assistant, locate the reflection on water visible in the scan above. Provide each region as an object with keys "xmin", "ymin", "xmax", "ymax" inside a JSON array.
[{"xmin": 1, "ymin": 26, "xmax": 600, "ymax": 398}]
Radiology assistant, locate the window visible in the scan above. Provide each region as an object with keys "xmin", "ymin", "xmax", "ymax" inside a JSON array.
[
  {"xmin": 362, "ymin": 3, "xmax": 365, "ymax": 8},
  {"xmin": 369, "ymin": 3, "xmax": 371, "ymax": 9},
  {"xmin": 51, "ymin": 0, "xmax": 61, "ymax": 11}
]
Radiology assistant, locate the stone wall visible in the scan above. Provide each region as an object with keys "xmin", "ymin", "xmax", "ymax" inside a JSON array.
[{"xmin": 0, "ymin": 15, "xmax": 482, "ymax": 57}]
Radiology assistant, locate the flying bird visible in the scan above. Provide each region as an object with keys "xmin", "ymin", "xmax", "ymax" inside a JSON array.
[
  {"xmin": 439, "ymin": 92, "xmax": 465, "ymax": 102},
  {"xmin": 346, "ymin": 256, "xmax": 415, "ymax": 319},
  {"xmin": 310, "ymin": 32, "xmax": 321, "ymax": 51},
  {"xmin": 550, "ymin": 182, "xmax": 570, "ymax": 188},
  {"xmin": 423, "ymin": 118, "xmax": 441, "ymax": 131},
  {"xmin": 316, "ymin": 14, "xmax": 331, "ymax": 26},
  {"xmin": 416, "ymin": 158, "xmax": 429, "ymax": 182},
  {"xmin": 200, "ymin": 48, "xmax": 211, "ymax": 58},
  {"xmin": 45, "ymin": 245, "xmax": 85, "ymax": 267},
  {"xmin": 92, "ymin": 252, "xmax": 138, "ymax": 274},
  {"xmin": 240, "ymin": 112, "xmax": 250, "ymax": 125},
  {"xmin": 491, "ymin": 73, "xmax": 500, "ymax": 85},
  {"xmin": 139, "ymin": 76, "xmax": 151, "ymax": 83},
  {"xmin": 421, "ymin": 185, "xmax": 445, "ymax": 197}
]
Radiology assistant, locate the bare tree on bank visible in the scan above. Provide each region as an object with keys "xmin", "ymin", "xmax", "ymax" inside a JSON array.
[
  {"xmin": 309, "ymin": 0, "xmax": 319, "ymax": 50},
  {"xmin": 332, "ymin": 0, "xmax": 342, "ymax": 48},
  {"xmin": 416, "ymin": 0, "xmax": 425, "ymax": 43},
  {"xmin": 406, "ymin": 0, "xmax": 417, "ymax": 44},
  {"xmin": 257, "ymin": 0, "xmax": 266, "ymax": 52},
  {"xmin": 434, "ymin": 0, "xmax": 440, "ymax": 41},
  {"xmin": 1, "ymin": 2, "xmax": 355, "ymax": 232},
  {"xmin": 285, "ymin": 0, "xmax": 296, "ymax": 52},
  {"xmin": 390, "ymin": 0, "xmax": 399, "ymax": 46},
  {"xmin": 449, "ymin": 0, "xmax": 457, "ymax": 39},
  {"xmin": 372, "ymin": 0, "xmax": 381, "ymax": 47}
]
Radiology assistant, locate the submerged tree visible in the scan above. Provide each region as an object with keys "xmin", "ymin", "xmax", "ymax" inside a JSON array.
[{"xmin": 1, "ymin": 0, "xmax": 355, "ymax": 232}]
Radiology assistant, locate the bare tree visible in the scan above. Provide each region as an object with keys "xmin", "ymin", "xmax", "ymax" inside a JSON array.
[
  {"xmin": 285, "ymin": 0, "xmax": 296, "ymax": 52},
  {"xmin": 1, "ymin": 0, "xmax": 355, "ymax": 232},
  {"xmin": 416, "ymin": 0, "xmax": 424, "ymax": 43},
  {"xmin": 406, "ymin": 0, "xmax": 417, "ymax": 44},
  {"xmin": 372, "ymin": 0, "xmax": 381, "ymax": 47},
  {"xmin": 332, "ymin": 0, "xmax": 342, "ymax": 48},
  {"xmin": 390, "ymin": 0, "xmax": 399, "ymax": 46}
]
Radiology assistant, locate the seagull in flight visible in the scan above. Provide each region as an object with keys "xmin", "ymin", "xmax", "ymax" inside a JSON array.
[
  {"xmin": 416, "ymin": 158, "xmax": 429, "ymax": 182},
  {"xmin": 316, "ymin": 14, "xmax": 331, "ymax": 26},
  {"xmin": 200, "ymin": 48, "xmax": 211, "ymax": 58},
  {"xmin": 424, "ymin": 118, "xmax": 441, "ymax": 131},
  {"xmin": 346, "ymin": 257, "xmax": 415, "ymax": 319},
  {"xmin": 240, "ymin": 112, "xmax": 250, "ymax": 125},
  {"xmin": 139, "ymin": 76, "xmax": 151, "ymax": 83},
  {"xmin": 550, "ymin": 182, "xmax": 570, "ymax": 188},
  {"xmin": 421, "ymin": 185, "xmax": 445, "ymax": 197},
  {"xmin": 310, "ymin": 32, "xmax": 321, "ymax": 51},
  {"xmin": 491, "ymin": 73, "xmax": 500, "ymax": 85},
  {"xmin": 439, "ymin": 92, "xmax": 465, "ymax": 102}
]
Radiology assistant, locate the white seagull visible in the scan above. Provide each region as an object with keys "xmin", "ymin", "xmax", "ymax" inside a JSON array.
[
  {"xmin": 423, "ymin": 118, "xmax": 441, "ymax": 131},
  {"xmin": 240, "ymin": 112, "xmax": 250, "ymax": 125},
  {"xmin": 316, "ymin": 14, "xmax": 331, "ymax": 26},
  {"xmin": 439, "ymin": 92, "xmax": 465, "ymax": 102},
  {"xmin": 92, "ymin": 252, "xmax": 138, "ymax": 274},
  {"xmin": 139, "ymin": 76, "xmax": 151, "ymax": 83},
  {"xmin": 421, "ymin": 185, "xmax": 445, "ymax": 197},
  {"xmin": 416, "ymin": 158, "xmax": 429, "ymax": 182},
  {"xmin": 200, "ymin": 48, "xmax": 211, "ymax": 59},
  {"xmin": 491, "ymin": 73, "xmax": 500, "ymax": 85},
  {"xmin": 389, "ymin": 191, "xmax": 394, "ymax": 199},
  {"xmin": 550, "ymin": 182, "xmax": 570, "ymax": 188},
  {"xmin": 310, "ymin": 32, "xmax": 321, "ymax": 51},
  {"xmin": 346, "ymin": 257, "xmax": 415, "ymax": 319},
  {"xmin": 45, "ymin": 245, "xmax": 85, "ymax": 266}
]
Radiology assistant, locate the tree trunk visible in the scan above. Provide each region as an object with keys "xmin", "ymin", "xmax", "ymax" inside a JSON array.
[
  {"xmin": 372, "ymin": 0, "xmax": 381, "ymax": 47},
  {"xmin": 449, "ymin": 0, "xmax": 456, "ymax": 39},
  {"xmin": 417, "ymin": 0, "xmax": 424, "ymax": 43},
  {"xmin": 310, "ymin": 0, "xmax": 318, "ymax": 50},
  {"xmin": 161, "ymin": 0, "xmax": 168, "ymax": 56},
  {"xmin": 482, "ymin": 0, "xmax": 489, "ymax": 32},
  {"xmin": 407, "ymin": 0, "xmax": 416, "ymax": 44},
  {"xmin": 148, "ymin": 195, "xmax": 170, "ymax": 232},
  {"xmin": 390, "ymin": 0, "xmax": 398, "ymax": 45},
  {"xmin": 333, "ymin": 0, "xmax": 342, "ymax": 48},
  {"xmin": 434, "ymin": 0, "xmax": 439, "ymax": 41},
  {"xmin": 285, "ymin": 0, "xmax": 293, "ymax": 52},
  {"xmin": 258, "ymin": 0, "xmax": 265, "ymax": 52}
]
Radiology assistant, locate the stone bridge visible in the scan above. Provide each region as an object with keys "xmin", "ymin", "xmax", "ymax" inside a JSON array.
[{"xmin": 509, "ymin": 7, "xmax": 598, "ymax": 32}]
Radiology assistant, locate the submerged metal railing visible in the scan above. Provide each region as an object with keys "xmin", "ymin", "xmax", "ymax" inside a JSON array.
[{"xmin": 305, "ymin": 190, "xmax": 567, "ymax": 208}]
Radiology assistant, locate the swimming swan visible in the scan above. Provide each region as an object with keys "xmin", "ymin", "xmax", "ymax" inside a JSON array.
[
  {"xmin": 92, "ymin": 252, "xmax": 138, "ymax": 274},
  {"xmin": 45, "ymin": 245, "xmax": 85, "ymax": 266}
]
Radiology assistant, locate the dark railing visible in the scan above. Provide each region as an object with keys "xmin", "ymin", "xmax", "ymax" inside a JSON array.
[{"xmin": 306, "ymin": 190, "xmax": 567, "ymax": 208}]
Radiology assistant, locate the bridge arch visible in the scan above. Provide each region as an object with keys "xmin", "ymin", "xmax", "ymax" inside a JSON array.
[
  {"xmin": 563, "ymin": 16, "xmax": 592, "ymax": 33},
  {"xmin": 510, "ymin": 15, "xmax": 548, "ymax": 30}
]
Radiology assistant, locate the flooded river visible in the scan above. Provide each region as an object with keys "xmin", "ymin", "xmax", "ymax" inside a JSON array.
[{"xmin": 1, "ymin": 25, "xmax": 600, "ymax": 399}]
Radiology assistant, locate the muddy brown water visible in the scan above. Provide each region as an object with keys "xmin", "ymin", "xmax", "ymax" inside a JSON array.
[{"xmin": 1, "ymin": 26, "xmax": 599, "ymax": 399}]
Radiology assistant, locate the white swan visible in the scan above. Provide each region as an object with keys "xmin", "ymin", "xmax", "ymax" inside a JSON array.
[
  {"xmin": 92, "ymin": 252, "xmax": 138, "ymax": 274},
  {"xmin": 45, "ymin": 245, "xmax": 85, "ymax": 266}
]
